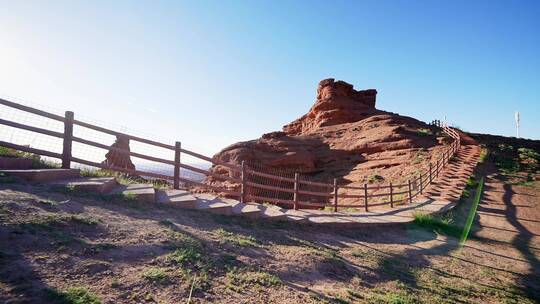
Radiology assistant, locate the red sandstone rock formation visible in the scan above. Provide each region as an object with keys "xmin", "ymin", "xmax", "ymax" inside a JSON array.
[
  {"xmin": 102, "ymin": 135, "xmax": 136, "ymax": 170},
  {"xmin": 205, "ymin": 79, "xmax": 449, "ymax": 203},
  {"xmin": 283, "ymin": 78, "xmax": 377, "ymax": 135}
]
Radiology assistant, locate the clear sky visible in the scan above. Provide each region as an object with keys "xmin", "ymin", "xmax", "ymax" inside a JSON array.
[{"xmin": 1, "ymin": 0, "xmax": 539, "ymax": 156}]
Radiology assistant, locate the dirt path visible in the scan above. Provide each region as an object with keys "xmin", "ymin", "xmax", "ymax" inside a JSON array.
[
  {"xmin": 474, "ymin": 163, "xmax": 540, "ymax": 295},
  {"xmin": 1, "ymin": 160, "xmax": 539, "ymax": 303}
]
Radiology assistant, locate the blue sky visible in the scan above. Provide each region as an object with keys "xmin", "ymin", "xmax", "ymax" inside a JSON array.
[{"xmin": 1, "ymin": 0, "xmax": 538, "ymax": 155}]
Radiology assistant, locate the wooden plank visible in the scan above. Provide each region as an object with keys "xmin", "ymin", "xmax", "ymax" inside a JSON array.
[
  {"xmin": 337, "ymin": 193, "xmax": 364, "ymax": 199},
  {"xmin": 180, "ymin": 148, "xmax": 241, "ymax": 171},
  {"xmin": 0, "ymin": 118, "xmax": 64, "ymax": 139},
  {"xmin": 246, "ymin": 181, "xmax": 295, "ymax": 193},
  {"xmin": 71, "ymin": 157, "xmax": 240, "ymax": 196},
  {"xmin": 246, "ymin": 194, "xmax": 294, "ymax": 206},
  {"xmin": 180, "ymin": 163, "xmax": 241, "ymax": 183},
  {"xmin": 72, "ymin": 136, "xmax": 175, "ymax": 165},
  {"xmin": 368, "ymin": 192, "xmax": 391, "ymax": 198},
  {"xmin": 298, "ymin": 189, "xmax": 333, "ymax": 197},
  {"xmin": 0, "ymin": 141, "xmax": 62, "ymax": 160},
  {"xmin": 73, "ymin": 119, "xmax": 175, "ymax": 150},
  {"xmin": 71, "ymin": 157, "xmax": 172, "ymax": 180},
  {"xmin": 297, "ymin": 178, "xmax": 333, "ymax": 188},
  {"xmin": 0, "ymin": 98, "xmax": 65, "ymax": 121},
  {"xmin": 392, "ymin": 190, "xmax": 409, "ymax": 195},
  {"xmin": 245, "ymin": 168, "xmax": 296, "ymax": 183}
]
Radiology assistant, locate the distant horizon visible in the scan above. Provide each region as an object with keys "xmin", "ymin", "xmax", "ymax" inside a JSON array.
[{"xmin": 1, "ymin": 1, "xmax": 539, "ymax": 153}]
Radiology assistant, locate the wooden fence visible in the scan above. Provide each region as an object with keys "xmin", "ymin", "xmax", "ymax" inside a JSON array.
[{"xmin": 0, "ymin": 98, "xmax": 461, "ymax": 211}]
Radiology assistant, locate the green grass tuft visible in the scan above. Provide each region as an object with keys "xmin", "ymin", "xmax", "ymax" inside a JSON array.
[
  {"xmin": 142, "ymin": 268, "xmax": 169, "ymax": 283},
  {"xmin": 164, "ymin": 232, "xmax": 207, "ymax": 269},
  {"xmin": 45, "ymin": 286, "xmax": 101, "ymax": 304},
  {"xmin": 225, "ymin": 267, "xmax": 281, "ymax": 292},
  {"xmin": 412, "ymin": 213, "xmax": 462, "ymax": 238},
  {"xmin": 214, "ymin": 228, "xmax": 259, "ymax": 247},
  {"xmin": 416, "ymin": 128, "xmax": 432, "ymax": 136}
]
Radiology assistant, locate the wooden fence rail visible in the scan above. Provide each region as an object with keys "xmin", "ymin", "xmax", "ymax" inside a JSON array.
[{"xmin": 0, "ymin": 98, "xmax": 461, "ymax": 212}]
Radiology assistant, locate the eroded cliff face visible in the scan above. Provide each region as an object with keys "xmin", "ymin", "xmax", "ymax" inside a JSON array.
[
  {"xmin": 205, "ymin": 79, "xmax": 447, "ymax": 198},
  {"xmin": 283, "ymin": 78, "xmax": 377, "ymax": 135}
]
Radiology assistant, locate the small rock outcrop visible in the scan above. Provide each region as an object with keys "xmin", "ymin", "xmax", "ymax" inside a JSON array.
[
  {"xmin": 102, "ymin": 135, "xmax": 136, "ymax": 170},
  {"xmin": 283, "ymin": 78, "xmax": 377, "ymax": 135}
]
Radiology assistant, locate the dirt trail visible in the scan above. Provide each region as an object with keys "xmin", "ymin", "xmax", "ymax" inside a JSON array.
[
  {"xmin": 474, "ymin": 163, "xmax": 540, "ymax": 293},
  {"xmin": 1, "ymin": 159, "xmax": 539, "ymax": 303}
]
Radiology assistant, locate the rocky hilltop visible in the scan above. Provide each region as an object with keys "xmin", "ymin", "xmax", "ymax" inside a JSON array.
[{"xmin": 206, "ymin": 79, "xmax": 449, "ymax": 200}]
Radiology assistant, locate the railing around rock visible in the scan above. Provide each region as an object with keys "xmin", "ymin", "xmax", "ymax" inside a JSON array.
[{"xmin": 0, "ymin": 98, "xmax": 461, "ymax": 212}]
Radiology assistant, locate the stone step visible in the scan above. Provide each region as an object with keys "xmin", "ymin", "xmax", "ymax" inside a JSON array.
[
  {"xmin": 284, "ymin": 209, "xmax": 310, "ymax": 223},
  {"xmin": 0, "ymin": 168, "xmax": 80, "ymax": 182},
  {"xmin": 155, "ymin": 189, "xmax": 198, "ymax": 208},
  {"xmin": 220, "ymin": 198, "xmax": 263, "ymax": 219},
  {"xmin": 109, "ymin": 184, "xmax": 155, "ymax": 203},
  {"xmin": 194, "ymin": 200, "xmax": 233, "ymax": 215},
  {"xmin": 48, "ymin": 177, "xmax": 118, "ymax": 194},
  {"xmin": 0, "ymin": 157, "xmax": 33, "ymax": 170},
  {"xmin": 191, "ymin": 193, "xmax": 233, "ymax": 215},
  {"xmin": 259, "ymin": 205, "xmax": 288, "ymax": 221}
]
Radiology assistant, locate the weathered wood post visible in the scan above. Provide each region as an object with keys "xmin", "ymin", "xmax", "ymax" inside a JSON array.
[
  {"xmin": 174, "ymin": 141, "xmax": 181, "ymax": 190},
  {"xmin": 333, "ymin": 178, "xmax": 338, "ymax": 212},
  {"xmin": 364, "ymin": 183, "xmax": 368, "ymax": 212},
  {"xmin": 240, "ymin": 161, "xmax": 247, "ymax": 203},
  {"xmin": 389, "ymin": 182, "xmax": 394, "ymax": 208},
  {"xmin": 443, "ymin": 151, "xmax": 447, "ymax": 165},
  {"xmin": 408, "ymin": 179, "xmax": 412, "ymax": 204},
  {"xmin": 293, "ymin": 173, "xmax": 299, "ymax": 210},
  {"xmin": 429, "ymin": 163, "xmax": 433, "ymax": 184},
  {"xmin": 419, "ymin": 173, "xmax": 423, "ymax": 194},
  {"xmin": 61, "ymin": 111, "xmax": 74, "ymax": 169}
]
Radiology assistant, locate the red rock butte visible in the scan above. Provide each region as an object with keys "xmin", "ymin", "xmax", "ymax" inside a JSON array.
[
  {"xmin": 283, "ymin": 78, "xmax": 377, "ymax": 135},
  {"xmin": 206, "ymin": 78, "xmax": 448, "ymax": 204}
]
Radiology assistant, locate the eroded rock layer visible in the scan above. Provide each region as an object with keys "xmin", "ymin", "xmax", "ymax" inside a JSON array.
[{"xmin": 205, "ymin": 79, "xmax": 448, "ymax": 203}]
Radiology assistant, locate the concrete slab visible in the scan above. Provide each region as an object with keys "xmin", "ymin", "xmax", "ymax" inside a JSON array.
[
  {"xmin": 260, "ymin": 205, "xmax": 288, "ymax": 221},
  {"xmin": 194, "ymin": 200, "xmax": 233, "ymax": 215},
  {"xmin": 48, "ymin": 177, "xmax": 118, "ymax": 194},
  {"xmin": 0, "ymin": 168, "xmax": 80, "ymax": 182},
  {"xmin": 156, "ymin": 189, "xmax": 198, "ymax": 208},
  {"xmin": 220, "ymin": 198, "xmax": 263, "ymax": 219},
  {"xmin": 284, "ymin": 210, "xmax": 310, "ymax": 223},
  {"xmin": 109, "ymin": 184, "xmax": 155, "ymax": 203}
]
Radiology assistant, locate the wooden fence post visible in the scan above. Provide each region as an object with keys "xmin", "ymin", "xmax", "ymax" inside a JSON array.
[
  {"xmin": 443, "ymin": 151, "xmax": 447, "ymax": 164},
  {"xmin": 389, "ymin": 182, "xmax": 394, "ymax": 208},
  {"xmin": 333, "ymin": 178, "xmax": 338, "ymax": 212},
  {"xmin": 429, "ymin": 163, "xmax": 433, "ymax": 183},
  {"xmin": 408, "ymin": 179, "xmax": 412, "ymax": 204},
  {"xmin": 419, "ymin": 173, "xmax": 423, "ymax": 194},
  {"xmin": 364, "ymin": 183, "xmax": 368, "ymax": 212},
  {"xmin": 293, "ymin": 173, "xmax": 299, "ymax": 210},
  {"xmin": 240, "ymin": 161, "xmax": 246, "ymax": 203},
  {"xmin": 61, "ymin": 111, "xmax": 74, "ymax": 169},
  {"xmin": 174, "ymin": 141, "xmax": 181, "ymax": 190}
]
